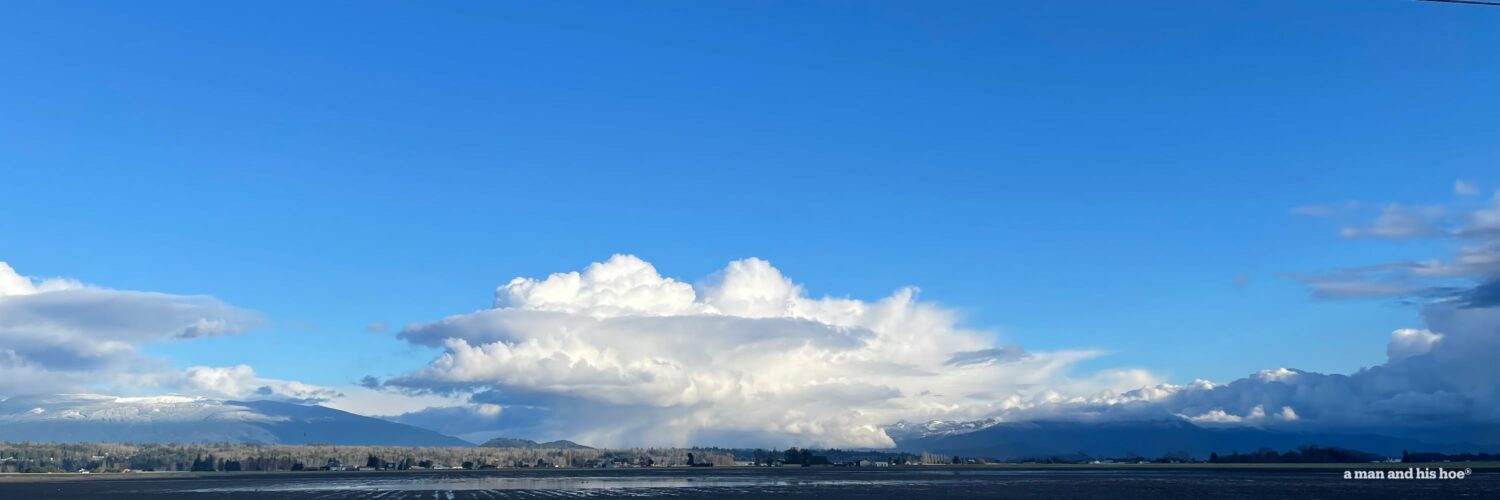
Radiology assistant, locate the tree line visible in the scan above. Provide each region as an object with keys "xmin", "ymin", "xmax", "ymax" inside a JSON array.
[
  {"xmin": 0, "ymin": 442, "xmax": 735, "ymax": 473},
  {"xmin": 1208, "ymin": 446, "xmax": 1383, "ymax": 464}
]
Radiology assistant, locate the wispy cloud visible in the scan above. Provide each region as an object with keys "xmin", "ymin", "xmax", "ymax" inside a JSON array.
[
  {"xmin": 1455, "ymin": 179, "xmax": 1479, "ymax": 196},
  {"xmin": 1292, "ymin": 189, "xmax": 1500, "ymax": 307},
  {"xmin": 1338, "ymin": 204, "xmax": 1446, "ymax": 240}
]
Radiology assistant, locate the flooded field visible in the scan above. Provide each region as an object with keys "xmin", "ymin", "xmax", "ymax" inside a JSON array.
[{"xmin": 2, "ymin": 466, "xmax": 1497, "ymax": 499}]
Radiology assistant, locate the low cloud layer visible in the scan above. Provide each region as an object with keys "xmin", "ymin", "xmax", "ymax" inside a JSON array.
[
  {"xmin": 179, "ymin": 365, "xmax": 341, "ymax": 404},
  {"xmin": 1116, "ymin": 301, "xmax": 1496, "ymax": 433},
  {"xmin": 1129, "ymin": 184, "xmax": 1500, "ymax": 439},
  {"xmin": 0, "ymin": 262, "xmax": 330, "ymax": 404}
]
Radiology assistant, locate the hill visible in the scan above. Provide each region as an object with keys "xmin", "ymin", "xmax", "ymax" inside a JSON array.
[{"xmin": 478, "ymin": 437, "xmax": 592, "ymax": 449}]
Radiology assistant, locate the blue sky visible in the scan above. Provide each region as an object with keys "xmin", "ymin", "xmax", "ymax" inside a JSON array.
[{"xmin": 2, "ymin": 0, "xmax": 1497, "ymax": 410}]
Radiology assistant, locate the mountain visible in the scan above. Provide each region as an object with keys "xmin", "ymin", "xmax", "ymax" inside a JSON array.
[
  {"xmin": 886, "ymin": 417, "xmax": 1001, "ymax": 441},
  {"xmin": 0, "ymin": 394, "xmax": 472, "ymax": 447},
  {"xmin": 478, "ymin": 437, "xmax": 592, "ymax": 449},
  {"xmin": 892, "ymin": 419, "xmax": 1479, "ymax": 460}
]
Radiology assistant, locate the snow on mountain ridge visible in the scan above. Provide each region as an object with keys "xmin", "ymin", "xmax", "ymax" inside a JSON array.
[
  {"xmin": 885, "ymin": 417, "xmax": 1002, "ymax": 440},
  {"xmin": 0, "ymin": 393, "xmax": 287, "ymax": 424},
  {"xmin": 0, "ymin": 393, "xmax": 474, "ymax": 446}
]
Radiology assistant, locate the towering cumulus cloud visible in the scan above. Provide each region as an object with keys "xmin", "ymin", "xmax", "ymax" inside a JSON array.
[{"xmin": 390, "ymin": 255, "xmax": 1150, "ymax": 448}]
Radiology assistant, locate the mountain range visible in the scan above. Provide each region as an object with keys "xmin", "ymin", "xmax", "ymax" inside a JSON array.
[
  {"xmin": 890, "ymin": 418, "xmax": 1495, "ymax": 460},
  {"xmin": 5, "ymin": 394, "xmax": 1494, "ymax": 459},
  {"xmin": 0, "ymin": 394, "xmax": 470, "ymax": 447}
]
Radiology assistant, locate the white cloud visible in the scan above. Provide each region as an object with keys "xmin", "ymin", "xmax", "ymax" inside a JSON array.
[
  {"xmin": 388, "ymin": 255, "xmax": 1154, "ymax": 448},
  {"xmin": 1291, "ymin": 205, "xmax": 1335, "ymax": 217},
  {"xmin": 1386, "ymin": 328, "xmax": 1442, "ymax": 361},
  {"xmin": 0, "ymin": 261, "xmax": 324, "ymax": 407},
  {"xmin": 1338, "ymin": 204, "xmax": 1445, "ymax": 240},
  {"xmin": 1295, "ymin": 190, "xmax": 1500, "ymax": 306},
  {"xmin": 1454, "ymin": 180, "xmax": 1479, "ymax": 196},
  {"xmin": 1185, "ymin": 409, "xmax": 1244, "ymax": 424},
  {"xmin": 1185, "ymin": 404, "xmax": 1300, "ymax": 424},
  {"xmin": 0, "ymin": 262, "xmax": 264, "ymax": 397},
  {"xmin": 1472, "ymin": 191, "xmax": 1500, "ymax": 233},
  {"xmin": 1110, "ymin": 303, "xmax": 1499, "ymax": 434},
  {"xmin": 180, "ymin": 365, "xmax": 341, "ymax": 404},
  {"xmin": 0, "ymin": 262, "xmax": 80, "ymax": 296},
  {"xmin": 495, "ymin": 255, "xmax": 705, "ymax": 317},
  {"xmin": 322, "ymin": 386, "xmax": 473, "ymax": 417}
]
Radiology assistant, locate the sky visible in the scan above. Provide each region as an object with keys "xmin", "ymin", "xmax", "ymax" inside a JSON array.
[{"xmin": 2, "ymin": 1, "xmax": 1498, "ymax": 446}]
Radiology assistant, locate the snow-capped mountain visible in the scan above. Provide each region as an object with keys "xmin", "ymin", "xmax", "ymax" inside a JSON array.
[
  {"xmin": 0, "ymin": 394, "xmax": 471, "ymax": 446},
  {"xmin": 885, "ymin": 417, "xmax": 1001, "ymax": 441}
]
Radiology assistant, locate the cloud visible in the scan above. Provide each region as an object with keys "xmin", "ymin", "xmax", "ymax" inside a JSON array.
[
  {"xmin": 1291, "ymin": 205, "xmax": 1335, "ymax": 217},
  {"xmin": 1386, "ymin": 328, "xmax": 1442, "ymax": 361},
  {"xmin": 1455, "ymin": 180, "xmax": 1479, "ymax": 196},
  {"xmin": 1470, "ymin": 193, "xmax": 1500, "ymax": 236},
  {"xmin": 386, "ymin": 255, "xmax": 1152, "ymax": 448},
  {"xmin": 1293, "ymin": 191, "xmax": 1500, "ymax": 304},
  {"xmin": 1299, "ymin": 276, "xmax": 1418, "ymax": 299},
  {"xmin": 970, "ymin": 303, "xmax": 1496, "ymax": 436},
  {"xmin": 384, "ymin": 249, "xmax": 1500, "ymax": 446},
  {"xmin": 1459, "ymin": 279, "xmax": 1500, "ymax": 309},
  {"xmin": 0, "ymin": 262, "xmax": 80, "ymax": 296},
  {"xmin": 0, "ymin": 262, "xmax": 265, "ymax": 397},
  {"xmin": 365, "ymin": 323, "xmax": 389, "ymax": 334},
  {"xmin": 0, "ymin": 261, "xmax": 342, "ymax": 408},
  {"xmin": 882, "ymin": 187, "xmax": 1500, "ymax": 441},
  {"xmin": 1338, "ymin": 204, "xmax": 1445, "ymax": 240},
  {"xmin": 944, "ymin": 346, "xmax": 1031, "ymax": 366},
  {"xmin": 385, "ymin": 404, "xmax": 506, "ymax": 443},
  {"xmin": 179, "ymin": 365, "xmax": 341, "ymax": 404},
  {"xmin": 1157, "ymin": 189, "xmax": 1500, "ymax": 437},
  {"xmin": 1150, "ymin": 302, "xmax": 1498, "ymax": 434},
  {"xmin": 321, "ymin": 386, "xmax": 474, "ymax": 417},
  {"xmin": 179, "ymin": 318, "xmax": 241, "ymax": 339},
  {"xmin": 0, "ymin": 260, "xmax": 562, "ymax": 438}
]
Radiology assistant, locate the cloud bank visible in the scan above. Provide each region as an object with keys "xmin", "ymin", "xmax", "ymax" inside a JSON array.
[
  {"xmin": 1116, "ymin": 302, "xmax": 1495, "ymax": 432},
  {"xmin": 0, "ymin": 262, "xmax": 332, "ymax": 404},
  {"xmin": 1128, "ymin": 184, "xmax": 1500, "ymax": 439}
]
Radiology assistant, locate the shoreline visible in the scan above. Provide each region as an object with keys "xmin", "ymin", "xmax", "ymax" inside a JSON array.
[{"xmin": 2, "ymin": 461, "xmax": 1496, "ymax": 483}]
